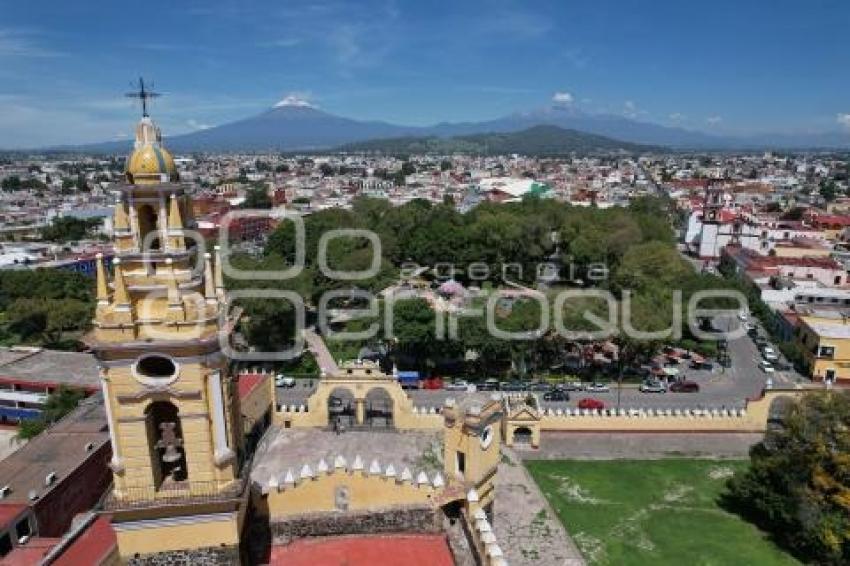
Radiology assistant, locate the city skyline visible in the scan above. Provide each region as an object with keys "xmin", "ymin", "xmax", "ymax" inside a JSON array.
[{"xmin": 1, "ymin": 0, "xmax": 849, "ymax": 147}]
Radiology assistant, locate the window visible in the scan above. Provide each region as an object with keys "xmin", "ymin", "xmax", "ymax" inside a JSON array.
[
  {"xmin": 835, "ymin": 276, "xmax": 842, "ymax": 285},
  {"xmin": 818, "ymin": 346, "xmax": 835, "ymax": 360},
  {"xmin": 136, "ymin": 355, "xmax": 176, "ymax": 379},
  {"xmin": 15, "ymin": 518, "xmax": 30, "ymax": 540},
  {"xmin": 0, "ymin": 534, "xmax": 11, "ymax": 557},
  {"xmin": 456, "ymin": 451, "xmax": 466, "ymax": 477}
]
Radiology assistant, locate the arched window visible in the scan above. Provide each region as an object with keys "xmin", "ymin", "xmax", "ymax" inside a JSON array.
[
  {"xmin": 145, "ymin": 401, "xmax": 188, "ymax": 487},
  {"xmin": 137, "ymin": 204, "xmax": 160, "ymax": 251}
]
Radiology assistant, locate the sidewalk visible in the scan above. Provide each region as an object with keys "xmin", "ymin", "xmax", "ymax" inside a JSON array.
[{"xmin": 493, "ymin": 447, "xmax": 585, "ymax": 565}]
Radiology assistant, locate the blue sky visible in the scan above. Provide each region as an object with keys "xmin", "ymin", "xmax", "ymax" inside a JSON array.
[{"xmin": 1, "ymin": 0, "xmax": 849, "ymax": 147}]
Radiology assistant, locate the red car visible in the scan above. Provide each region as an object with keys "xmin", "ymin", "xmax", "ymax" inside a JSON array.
[
  {"xmin": 669, "ymin": 380, "xmax": 700, "ymax": 393},
  {"xmin": 420, "ymin": 377, "xmax": 444, "ymax": 390},
  {"xmin": 578, "ymin": 398, "xmax": 605, "ymax": 410}
]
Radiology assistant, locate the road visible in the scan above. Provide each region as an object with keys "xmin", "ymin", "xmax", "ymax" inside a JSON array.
[{"xmin": 278, "ymin": 316, "xmax": 813, "ymax": 412}]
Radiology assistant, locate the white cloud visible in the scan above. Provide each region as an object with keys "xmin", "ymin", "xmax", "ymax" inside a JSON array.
[
  {"xmin": 273, "ymin": 92, "xmax": 316, "ymax": 108},
  {"xmin": 0, "ymin": 28, "xmax": 61, "ymax": 58},
  {"xmin": 669, "ymin": 112, "xmax": 685, "ymax": 122},
  {"xmin": 552, "ymin": 91, "xmax": 574, "ymax": 105},
  {"xmin": 706, "ymin": 116, "xmax": 723, "ymax": 126},
  {"xmin": 186, "ymin": 119, "xmax": 211, "ymax": 130},
  {"xmin": 837, "ymin": 113, "xmax": 850, "ymax": 129},
  {"xmin": 623, "ymin": 100, "xmax": 646, "ymax": 119}
]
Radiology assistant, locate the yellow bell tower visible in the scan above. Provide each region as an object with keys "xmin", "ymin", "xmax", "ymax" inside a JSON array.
[{"xmin": 86, "ymin": 85, "xmax": 247, "ymax": 563}]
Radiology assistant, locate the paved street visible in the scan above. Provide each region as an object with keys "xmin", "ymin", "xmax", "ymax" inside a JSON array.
[{"xmin": 277, "ymin": 315, "xmax": 815, "ymax": 413}]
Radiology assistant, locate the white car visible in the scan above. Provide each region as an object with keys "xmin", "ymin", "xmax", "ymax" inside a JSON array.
[
  {"xmin": 275, "ymin": 374, "xmax": 296, "ymax": 388},
  {"xmin": 737, "ymin": 311, "xmax": 748, "ymax": 321},
  {"xmin": 444, "ymin": 380, "xmax": 469, "ymax": 391},
  {"xmin": 586, "ymin": 382, "xmax": 611, "ymax": 393},
  {"xmin": 762, "ymin": 348, "xmax": 779, "ymax": 362},
  {"xmin": 759, "ymin": 361, "xmax": 775, "ymax": 373}
]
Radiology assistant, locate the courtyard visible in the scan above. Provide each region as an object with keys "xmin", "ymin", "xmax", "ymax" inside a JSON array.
[{"xmin": 526, "ymin": 459, "xmax": 799, "ymax": 566}]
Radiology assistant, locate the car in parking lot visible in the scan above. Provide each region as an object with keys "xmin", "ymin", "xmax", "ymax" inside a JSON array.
[
  {"xmin": 500, "ymin": 381, "xmax": 526, "ymax": 392},
  {"xmin": 529, "ymin": 381, "xmax": 551, "ymax": 391},
  {"xmin": 543, "ymin": 389, "xmax": 570, "ymax": 402},
  {"xmin": 578, "ymin": 398, "xmax": 605, "ymax": 410},
  {"xmin": 444, "ymin": 380, "xmax": 469, "ymax": 391},
  {"xmin": 761, "ymin": 347, "xmax": 779, "ymax": 362},
  {"xmin": 669, "ymin": 380, "xmax": 700, "ymax": 393},
  {"xmin": 639, "ymin": 380, "xmax": 666, "ymax": 393},
  {"xmin": 478, "ymin": 378, "xmax": 500, "ymax": 391},
  {"xmin": 759, "ymin": 360, "xmax": 775, "ymax": 373},
  {"xmin": 585, "ymin": 382, "xmax": 610, "ymax": 393},
  {"xmin": 560, "ymin": 381, "xmax": 584, "ymax": 391},
  {"xmin": 275, "ymin": 374, "xmax": 296, "ymax": 388}
]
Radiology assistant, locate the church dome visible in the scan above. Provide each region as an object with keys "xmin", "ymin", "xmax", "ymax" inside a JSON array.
[{"xmin": 125, "ymin": 116, "xmax": 177, "ymax": 185}]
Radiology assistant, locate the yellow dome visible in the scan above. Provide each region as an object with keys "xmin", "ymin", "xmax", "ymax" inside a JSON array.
[
  {"xmin": 125, "ymin": 116, "xmax": 177, "ymax": 185},
  {"xmin": 127, "ymin": 144, "xmax": 177, "ymax": 185}
]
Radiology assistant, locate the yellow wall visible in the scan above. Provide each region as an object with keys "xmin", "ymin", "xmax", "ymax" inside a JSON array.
[
  {"xmin": 262, "ymin": 470, "xmax": 441, "ymax": 518},
  {"xmin": 240, "ymin": 373, "xmax": 273, "ymax": 435},
  {"xmin": 797, "ymin": 317, "xmax": 850, "ymax": 382},
  {"xmin": 114, "ymin": 512, "xmax": 241, "ymax": 559},
  {"xmin": 534, "ymin": 389, "xmax": 806, "ymax": 433}
]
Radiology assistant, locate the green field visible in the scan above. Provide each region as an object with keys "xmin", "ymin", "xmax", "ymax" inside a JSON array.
[{"xmin": 526, "ymin": 459, "xmax": 799, "ymax": 566}]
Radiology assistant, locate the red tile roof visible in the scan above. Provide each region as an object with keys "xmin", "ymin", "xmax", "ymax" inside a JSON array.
[
  {"xmin": 50, "ymin": 516, "xmax": 116, "ymax": 566},
  {"xmin": 0, "ymin": 537, "xmax": 59, "ymax": 566},
  {"xmin": 0, "ymin": 504, "xmax": 27, "ymax": 529},
  {"xmin": 270, "ymin": 534, "xmax": 455, "ymax": 566},
  {"xmin": 238, "ymin": 373, "xmax": 268, "ymax": 400}
]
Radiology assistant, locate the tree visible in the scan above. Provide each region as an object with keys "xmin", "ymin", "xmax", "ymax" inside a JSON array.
[
  {"xmin": 16, "ymin": 386, "xmax": 85, "ymax": 440},
  {"xmin": 440, "ymin": 160, "xmax": 452, "ymax": 172},
  {"xmin": 319, "ymin": 163, "xmax": 334, "ymax": 177},
  {"xmin": 243, "ymin": 186, "xmax": 272, "ymax": 209},
  {"xmin": 722, "ymin": 391, "xmax": 850, "ymax": 564},
  {"xmin": 820, "ymin": 180, "xmax": 839, "ymax": 203},
  {"xmin": 40, "ymin": 217, "xmax": 100, "ymax": 242}
]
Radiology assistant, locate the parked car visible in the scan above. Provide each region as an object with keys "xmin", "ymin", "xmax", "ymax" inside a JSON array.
[
  {"xmin": 586, "ymin": 382, "xmax": 610, "ymax": 393},
  {"xmin": 529, "ymin": 381, "xmax": 551, "ymax": 391},
  {"xmin": 639, "ymin": 380, "xmax": 666, "ymax": 393},
  {"xmin": 578, "ymin": 398, "xmax": 605, "ymax": 410},
  {"xmin": 747, "ymin": 327, "xmax": 759, "ymax": 338},
  {"xmin": 561, "ymin": 381, "xmax": 584, "ymax": 391},
  {"xmin": 762, "ymin": 347, "xmax": 779, "ymax": 362},
  {"xmin": 421, "ymin": 377, "xmax": 444, "ymax": 390},
  {"xmin": 275, "ymin": 374, "xmax": 296, "ymax": 388},
  {"xmin": 444, "ymin": 380, "xmax": 469, "ymax": 391},
  {"xmin": 669, "ymin": 380, "xmax": 700, "ymax": 393},
  {"xmin": 479, "ymin": 378, "xmax": 500, "ymax": 391},
  {"xmin": 759, "ymin": 360, "xmax": 775, "ymax": 373},
  {"xmin": 501, "ymin": 381, "xmax": 526, "ymax": 392},
  {"xmin": 543, "ymin": 389, "xmax": 570, "ymax": 402},
  {"xmin": 690, "ymin": 360, "xmax": 713, "ymax": 370},
  {"xmin": 737, "ymin": 310, "xmax": 748, "ymax": 321}
]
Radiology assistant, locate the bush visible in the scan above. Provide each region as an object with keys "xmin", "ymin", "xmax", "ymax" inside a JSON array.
[{"xmin": 722, "ymin": 391, "xmax": 850, "ymax": 564}]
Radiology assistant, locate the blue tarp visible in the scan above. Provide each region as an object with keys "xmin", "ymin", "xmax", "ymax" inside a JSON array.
[
  {"xmin": 0, "ymin": 406, "xmax": 42, "ymax": 421},
  {"xmin": 397, "ymin": 371, "xmax": 420, "ymax": 383}
]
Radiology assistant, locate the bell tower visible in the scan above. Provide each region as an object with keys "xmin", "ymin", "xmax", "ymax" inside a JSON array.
[{"xmin": 86, "ymin": 85, "xmax": 247, "ymax": 563}]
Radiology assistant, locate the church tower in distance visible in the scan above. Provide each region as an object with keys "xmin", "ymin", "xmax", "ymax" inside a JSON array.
[{"xmin": 86, "ymin": 81, "xmax": 247, "ymax": 564}]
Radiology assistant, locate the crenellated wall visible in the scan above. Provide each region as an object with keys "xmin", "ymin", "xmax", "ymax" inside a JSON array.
[{"xmin": 256, "ymin": 454, "xmax": 450, "ymax": 519}]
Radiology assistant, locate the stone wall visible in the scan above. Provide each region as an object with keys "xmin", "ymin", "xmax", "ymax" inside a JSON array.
[
  {"xmin": 270, "ymin": 505, "xmax": 441, "ymax": 544},
  {"xmin": 126, "ymin": 545, "xmax": 240, "ymax": 566}
]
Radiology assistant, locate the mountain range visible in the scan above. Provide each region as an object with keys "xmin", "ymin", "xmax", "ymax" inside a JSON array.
[
  {"xmin": 336, "ymin": 125, "xmax": 659, "ymax": 155},
  {"xmin": 52, "ymin": 101, "xmax": 850, "ymax": 154}
]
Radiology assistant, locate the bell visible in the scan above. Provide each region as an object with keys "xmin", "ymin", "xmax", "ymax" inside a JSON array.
[{"xmin": 161, "ymin": 445, "xmax": 182, "ymax": 463}]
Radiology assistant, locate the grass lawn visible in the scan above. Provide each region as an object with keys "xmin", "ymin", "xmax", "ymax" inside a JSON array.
[{"xmin": 526, "ymin": 459, "xmax": 799, "ymax": 566}]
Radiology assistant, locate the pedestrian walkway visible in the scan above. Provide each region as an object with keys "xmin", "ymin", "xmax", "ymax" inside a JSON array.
[
  {"xmin": 493, "ymin": 448, "xmax": 585, "ymax": 565},
  {"xmin": 303, "ymin": 327, "xmax": 339, "ymax": 375}
]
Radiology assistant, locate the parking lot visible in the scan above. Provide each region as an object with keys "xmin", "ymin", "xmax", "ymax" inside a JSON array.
[{"xmin": 276, "ymin": 315, "xmax": 811, "ymax": 412}]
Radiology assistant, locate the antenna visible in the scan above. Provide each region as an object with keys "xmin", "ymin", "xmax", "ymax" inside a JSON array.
[{"xmin": 125, "ymin": 77, "xmax": 161, "ymax": 117}]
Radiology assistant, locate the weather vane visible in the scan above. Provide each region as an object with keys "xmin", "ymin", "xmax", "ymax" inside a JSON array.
[{"xmin": 125, "ymin": 77, "xmax": 161, "ymax": 118}]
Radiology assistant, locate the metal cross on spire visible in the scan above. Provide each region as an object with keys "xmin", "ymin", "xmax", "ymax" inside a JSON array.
[{"xmin": 125, "ymin": 77, "xmax": 161, "ymax": 117}]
